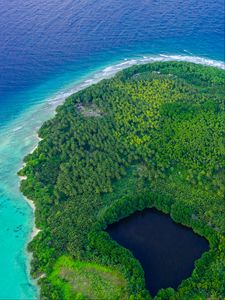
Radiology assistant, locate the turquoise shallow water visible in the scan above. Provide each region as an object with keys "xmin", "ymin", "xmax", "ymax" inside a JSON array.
[{"xmin": 0, "ymin": 54, "xmax": 224, "ymax": 299}]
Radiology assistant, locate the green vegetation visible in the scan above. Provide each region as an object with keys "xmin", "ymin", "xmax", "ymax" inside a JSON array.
[
  {"xmin": 48, "ymin": 256, "xmax": 129, "ymax": 300},
  {"xmin": 18, "ymin": 61, "xmax": 225, "ymax": 299}
]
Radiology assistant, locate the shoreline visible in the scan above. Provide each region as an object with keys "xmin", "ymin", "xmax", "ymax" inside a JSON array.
[
  {"xmin": 19, "ymin": 134, "xmax": 43, "ymax": 242},
  {"xmin": 25, "ymin": 196, "xmax": 41, "ymax": 240},
  {"xmin": 15, "ymin": 56, "xmax": 225, "ymax": 298},
  {"xmin": 18, "ymin": 134, "xmax": 44, "ymax": 297}
]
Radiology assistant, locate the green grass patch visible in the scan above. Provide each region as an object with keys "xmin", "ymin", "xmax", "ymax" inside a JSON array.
[{"xmin": 50, "ymin": 256, "xmax": 129, "ymax": 300}]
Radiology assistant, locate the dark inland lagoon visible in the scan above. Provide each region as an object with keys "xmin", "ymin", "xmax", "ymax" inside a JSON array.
[{"xmin": 107, "ymin": 208, "xmax": 209, "ymax": 297}]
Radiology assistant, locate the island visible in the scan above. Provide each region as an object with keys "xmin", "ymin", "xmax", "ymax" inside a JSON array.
[{"xmin": 18, "ymin": 61, "xmax": 225, "ymax": 299}]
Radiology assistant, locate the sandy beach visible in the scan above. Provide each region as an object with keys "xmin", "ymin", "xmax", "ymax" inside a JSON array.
[{"xmin": 18, "ymin": 134, "xmax": 43, "ymax": 242}]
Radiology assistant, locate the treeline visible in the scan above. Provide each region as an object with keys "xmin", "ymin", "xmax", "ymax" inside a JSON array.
[{"xmin": 18, "ymin": 61, "xmax": 225, "ymax": 299}]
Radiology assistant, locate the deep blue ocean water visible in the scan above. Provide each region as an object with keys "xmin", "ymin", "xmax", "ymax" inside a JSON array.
[{"xmin": 0, "ymin": 0, "xmax": 224, "ymax": 298}]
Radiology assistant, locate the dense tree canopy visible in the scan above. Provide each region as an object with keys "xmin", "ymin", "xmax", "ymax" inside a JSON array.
[{"xmin": 19, "ymin": 62, "xmax": 225, "ymax": 299}]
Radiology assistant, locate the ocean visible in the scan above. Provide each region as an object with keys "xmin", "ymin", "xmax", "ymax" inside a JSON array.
[{"xmin": 0, "ymin": 0, "xmax": 224, "ymax": 298}]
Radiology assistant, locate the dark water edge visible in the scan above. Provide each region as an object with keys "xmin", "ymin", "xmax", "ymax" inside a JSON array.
[{"xmin": 107, "ymin": 208, "xmax": 209, "ymax": 297}]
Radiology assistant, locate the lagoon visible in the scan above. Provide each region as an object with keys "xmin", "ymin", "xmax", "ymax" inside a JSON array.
[{"xmin": 107, "ymin": 208, "xmax": 209, "ymax": 296}]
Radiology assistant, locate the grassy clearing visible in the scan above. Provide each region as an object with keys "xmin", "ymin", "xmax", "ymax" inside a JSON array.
[
  {"xmin": 76, "ymin": 103, "xmax": 103, "ymax": 117},
  {"xmin": 49, "ymin": 256, "xmax": 129, "ymax": 300}
]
